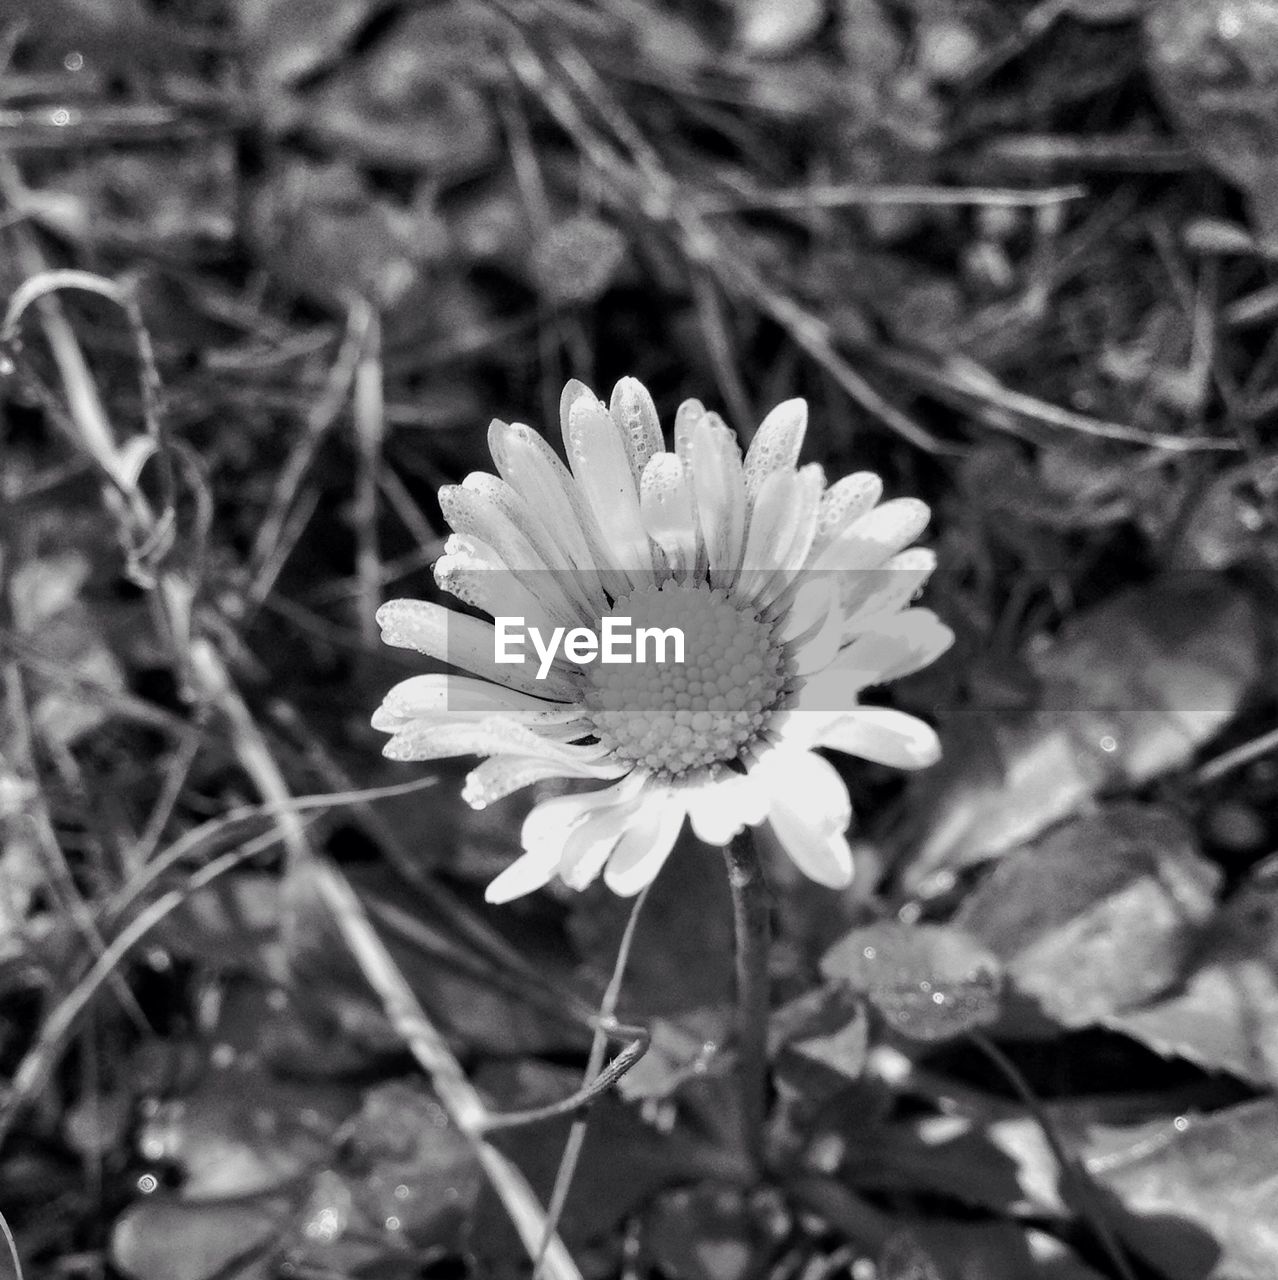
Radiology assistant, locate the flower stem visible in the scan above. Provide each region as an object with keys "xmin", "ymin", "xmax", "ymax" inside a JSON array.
[{"xmin": 722, "ymin": 828, "xmax": 770, "ymax": 1174}]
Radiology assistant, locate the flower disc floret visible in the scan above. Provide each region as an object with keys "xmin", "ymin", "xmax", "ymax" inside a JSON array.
[{"xmin": 583, "ymin": 581, "xmax": 788, "ymax": 777}]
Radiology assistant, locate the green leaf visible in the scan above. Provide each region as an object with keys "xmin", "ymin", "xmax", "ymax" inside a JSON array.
[
  {"xmin": 619, "ymin": 1008, "xmax": 732, "ymax": 1103},
  {"xmin": 111, "ymin": 1199, "xmax": 278, "ymax": 1280},
  {"xmin": 896, "ymin": 578, "xmax": 1260, "ymax": 891},
  {"xmin": 1088, "ymin": 1098, "xmax": 1278, "ymax": 1279},
  {"xmin": 821, "ymin": 922, "xmax": 1002, "ymax": 1042},
  {"xmin": 956, "ymin": 804, "xmax": 1221, "ymax": 1027},
  {"xmin": 1104, "ymin": 875, "xmax": 1278, "ymax": 1086}
]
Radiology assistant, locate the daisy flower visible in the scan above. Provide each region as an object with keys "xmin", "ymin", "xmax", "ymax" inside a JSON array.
[{"xmin": 373, "ymin": 378, "xmax": 952, "ymax": 902}]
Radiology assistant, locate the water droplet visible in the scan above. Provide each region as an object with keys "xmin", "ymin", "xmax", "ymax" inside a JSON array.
[
  {"xmin": 137, "ymin": 1173, "xmax": 158, "ymax": 1194},
  {"xmin": 304, "ymin": 1207, "xmax": 342, "ymax": 1244},
  {"xmin": 394, "ymin": 1184, "xmax": 411, "ymax": 1201},
  {"xmin": 63, "ymin": 50, "xmax": 84, "ymax": 71},
  {"xmin": 1174, "ymin": 1115, "xmax": 1189, "ymax": 1132},
  {"xmin": 918, "ymin": 980, "xmax": 933, "ymax": 993},
  {"xmin": 1099, "ymin": 735, "xmax": 1118, "ymax": 753},
  {"xmin": 140, "ymin": 1135, "xmax": 166, "ymax": 1161},
  {"xmin": 862, "ymin": 946, "xmax": 877, "ymax": 960},
  {"xmin": 931, "ymin": 992, "xmax": 946, "ymax": 1005},
  {"xmin": 50, "ymin": 108, "xmax": 71, "ymax": 127},
  {"xmin": 384, "ymin": 1215, "xmax": 401, "ymax": 1231}
]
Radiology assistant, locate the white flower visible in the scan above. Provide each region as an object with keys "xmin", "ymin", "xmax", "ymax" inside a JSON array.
[{"xmin": 373, "ymin": 378, "xmax": 952, "ymax": 902}]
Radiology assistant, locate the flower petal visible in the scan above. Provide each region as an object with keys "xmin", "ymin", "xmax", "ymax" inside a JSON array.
[
  {"xmin": 810, "ymin": 472, "xmax": 883, "ymax": 559},
  {"xmin": 486, "ymin": 419, "xmax": 611, "ymax": 607},
  {"xmin": 746, "ymin": 463, "xmax": 824, "ymax": 606},
  {"xmin": 743, "ymin": 398, "xmax": 806, "ymax": 502},
  {"xmin": 603, "ymin": 790, "xmax": 686, "ymax": 896},
  {"xmin": 796, "ymin": 609, "xmax": 954, "ymax": 711},
  {"xmin": 770, "ymin": 817, "xmax": 855, "ymax": 889},
  {"xmin": 610, "ymin": 377, "xmax": 664, "ymax": 481},
  {"xmin": 434, "ymin": 558, "xmax": 564, "ymax": 635},
  {"xmin": 685, "ymin": 771, "xmax": 769, "ymax": 845},
  {"xmin": 376, "ymin": 600, "xmax": 579, "ymax": 699},
  {"xmin": 373, "ymin": 673, "xmax": 576, "ymax": 731},
  {"xmin": 558, "ymin": 787, "xmax": 650, "ymax": 889},
  {"xmin": 756, "ymin": 747, "xmax": 851, "ymax": 832},
  {"xmin": 689, "ymin": 412, "xmax": 747, "ymax": 585},
  {"xmin": 438, "ymin": 481, "xmax": 590, "ymax": 627},
  {"xmin": 462, "ymin": 754, "xmax": 628, "ymax": 809},
  {"xmin": 849, "ymin": 608, "xmax": 954, "ymax": 683},
  {"xmin": 809, "ymin": 498, "xmax": 931, "ymax": 574},
  {"xmin": 383, "ymin": 717, "xmax": 609, "ymax": 766},
  {"xmin": 640, "ymin": 454, "xmax": 699, "ymax": 578},
  {"xmin": 672, "ymin": 398, "xmax": 704, "ymax": 469},
  {"xmin": 485, "ymin": 843, "xmax": 563, "ymax": 903},
  {"xmin": 815, "ymin": 707, "xmax": 941, "ymax": 769},
  {"xmin": 784, "ymin": 581, "xmax": 846, "ymax": 677},
  {"xmin": 754, "ymin": 749, "xmax": 854, "ymax": 888},
  {"xmin": 838, "ymin": 547, "xmax": 938, "ymax": 637},
  {"xmin": 564, "ymin": 389, "xmax": 654, "ymax": 582},
  {"xmin": 739, "ymin": 469, "xmax": 799, "ymax": 587}
]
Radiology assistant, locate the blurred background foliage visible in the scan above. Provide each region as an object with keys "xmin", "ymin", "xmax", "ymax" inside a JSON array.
[{"xmin": 1, "ymin": 0, "xmax": 1278, "ymax": 1276}]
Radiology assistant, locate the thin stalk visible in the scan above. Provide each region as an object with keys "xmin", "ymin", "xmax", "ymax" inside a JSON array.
[
  {"xmin": 970, "ymin": 1032, "xmax": 1137, "ymax": 1280},
  {"xmin": 722, "ymin": 828, "xmax": 770, "ymax": 1174}
]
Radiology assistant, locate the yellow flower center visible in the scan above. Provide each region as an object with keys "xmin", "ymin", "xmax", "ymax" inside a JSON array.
[{"xmin": 583, "ymin": 580, "xmax": 788, "ymax": 777}]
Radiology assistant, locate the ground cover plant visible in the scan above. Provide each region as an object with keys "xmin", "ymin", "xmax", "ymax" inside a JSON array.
[{"xmin": 2, "ymin": 0, "xmax": 1278, "ymax": 1277}]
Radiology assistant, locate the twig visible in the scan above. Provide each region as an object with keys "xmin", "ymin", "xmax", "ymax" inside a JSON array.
[
  {"xmin": 351, "ymin": 304, "xmax": 385, "ymax": 648},
  {"xmin": 188, "ymin": 637, "xmax": 309, "ymax": 871},
  {"xmin": 247, "ymin": 298, "xmax": 372, "ymax": 587},
  {"xmin": 1195, "ymin": 724, "xmax": 1278, "ymax": 786},
  {"xmin": 1, "ymin": 663, "xmax": 151, "ymax": 1032},
  {"xmin": 537, "ymin": 884, "xmax": 651, "ymax": 1277},
  {"xmin": 0, "ymin": 825, "xmax": 294, "ymax": 1149},
  {"xmin": 311, "ymin": 858, "xmax": 584, "ymax": 1280},
  {"xmin": 105, "ymin": 775, "xmax": 443, "ymax": 927},
  {"xmin": 688, "ymin": 265, "xmax": 755, "ymax": 437},
  {"xmin": 0, "ymin": 1206, "xmax": 22, "ymax": 1280},
  {"xmin": 481, "ymin": 1025, "xmax": 650, "ymax": 1131},
  {"xmin": 723, "ymin": 828, "xmax": 770, "ymax": 1175},
  {"xmin": 864, "ymin": 344, "xmax": 1241, "ymax": 454},
  {"xmin": 695, "ymin": 182, "xmax": 1089, "ymax": 214},
  {"xmin": 500, "ymin": 32, "xmax": 953, "ymax": 456}
]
